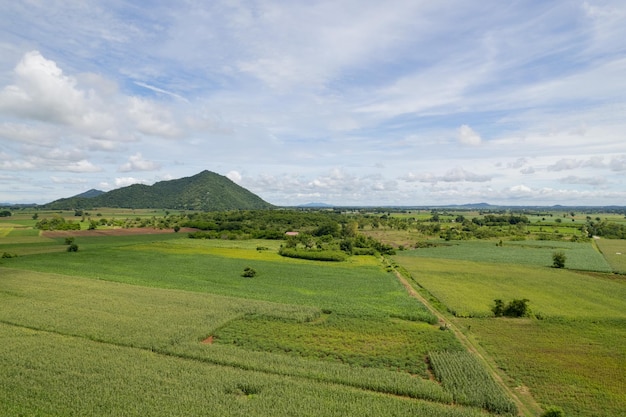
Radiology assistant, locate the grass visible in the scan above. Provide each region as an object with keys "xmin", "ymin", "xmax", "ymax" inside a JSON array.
[
  {"xmin": 595, "ymin": 238, "xmax": 626, "ymax": 273},
  {"xmin": 461, "ymin": 318, "xmax": 626, "ymax": 417},
  {"xmin": 393, "ymin": 252, "xmax": 626, "ymax": 417},
  {"xmin": 398, "ymin": 240, "xmax": 612, "ymax": 272},
  {"xmin": 392, "ymin": 256, "xmax": 626, "ymax": 319},
  {"xmin": 3, "ymin": 236, "xmax": 434, "ymax": 320}
]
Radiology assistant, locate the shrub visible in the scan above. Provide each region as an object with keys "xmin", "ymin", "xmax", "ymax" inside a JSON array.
[
  {"xmin": 241, "ymin": 267, "xmax": 257, "ymax": 278},
  {"xmin": 64, "ymin": 237, "xmax": 75, "ymax": 245},
  {"xmin": 67, "ymin": 243, "xmax": 79, "ymax": 252},
  {"xmin": 541, "ymin": 406, "xmax": 565, "ymax": 417},
  {"xmin": 552, "ymin": 251, "xmax": 566, "ymax": 268},
  {"xmin": 1, "ymin": 252, "xmax": 17, "ymax": 258}
]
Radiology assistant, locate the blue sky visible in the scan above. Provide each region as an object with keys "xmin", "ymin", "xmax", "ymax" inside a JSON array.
[{"xmin": 1, "ymin": 1, "xmax": 625, "ymax": 206}]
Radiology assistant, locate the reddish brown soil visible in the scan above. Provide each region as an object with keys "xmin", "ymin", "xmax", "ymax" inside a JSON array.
[
  {"xmin": 42, "ymin": 227, "xmax": 196, "ymax": 238},
  {"xmin": 201, "ymin": 335, "xmax": 214, "ymax": 344}
]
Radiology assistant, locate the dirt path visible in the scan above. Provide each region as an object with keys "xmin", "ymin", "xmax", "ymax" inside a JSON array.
[{"xmin": 393, "ymin": 270, "xmax": 542, "ymax": 417}]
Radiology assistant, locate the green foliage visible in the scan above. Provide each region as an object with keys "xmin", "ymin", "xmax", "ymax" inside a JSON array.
[
  {"xmin": 0, "ymin": 210, "xmax": 11, "ymax": 217},
  {"xmin": 1, "ymin": 251, "xmax": 17, "ymax": 258},
  {"xmin": 35, "ymin": 215, "xmax": 81, "ymax": 231},
  {"xmin": 64, "ymin": 237, "xmax": 75, "ymax": 245},
  {"xmin": 242, "ymin": 266, "xmax": 257, "ymax": 277},
  {"xmin": 552, "ymin": 251, "xmax": 566, "ymax": 268},
  {"xmin": 586, "ymin": 220, "xmax": 626, "ymax": 239},
  {"xmin": 278, "ymin": 247, "xmax": 348, "ymax": 262},
  {"xmin": 429, "ymin": 351, "xmax": 517, "ymax": 414},
  {"xmin": 492, "ymin": 298, "xmax": 530, "ymax": 317},
  {"xmin": 541, "ymin": 406, "xmax": 565, "ymax": 417},
  {"xmin": 66, "ymin": 243, "xmax": 79, "ymax": 252}
]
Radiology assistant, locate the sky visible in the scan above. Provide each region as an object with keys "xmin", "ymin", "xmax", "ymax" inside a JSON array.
[{"xmin": 1, "ymin": 1, "xmax": 625, "ymax": 206}]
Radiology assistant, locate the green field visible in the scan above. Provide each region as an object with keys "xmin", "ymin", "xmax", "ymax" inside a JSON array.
[
  {"xmin": 398, "ymin": 239, "xmax": 612, "ymax": 272},
  {"xmin": 595, "ymin": 238, "xmax": 626, "ymax": 273},
  {"xmin": 393, "ymin": 248, "xmax": 626, "ymax": 416},
  {"xmin": 3, "ymin": 208, "xmax": 625, "ymax": 416},
  {"xmin": 0, "ymin": 227, "xmax": 505, "ymax": 416}
]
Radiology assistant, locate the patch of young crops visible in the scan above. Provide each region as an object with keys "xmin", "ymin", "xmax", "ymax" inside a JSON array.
[
  {"xmin": 213, "ymin": 314, "xmax": 463, "ymax": 376},
  {"xmin": 429, "ymin": 351, "xmax": 516, "ymax": 415},
  {"xmin": 4, "ymin": 239, "xmax": 433, "ymax": 320}
]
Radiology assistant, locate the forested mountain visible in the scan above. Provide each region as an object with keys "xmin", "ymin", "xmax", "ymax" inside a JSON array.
[{"xmin": 44, "ymin": 171, "xmax": 273, "ymax": 211}]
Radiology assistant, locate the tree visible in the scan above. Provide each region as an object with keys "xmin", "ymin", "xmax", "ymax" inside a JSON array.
[
  {"xmin": 492, "ymin": 298, "xmax": 530, "ymax": 317},
  {"xmin": 552, "ymin": 251, "xmax": 566, "ymax": 268}
]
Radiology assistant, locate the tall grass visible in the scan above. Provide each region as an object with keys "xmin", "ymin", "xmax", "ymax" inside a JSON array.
[{"xmin": 429, "ymin": 351, "xmax": 516, "ymax": 414}]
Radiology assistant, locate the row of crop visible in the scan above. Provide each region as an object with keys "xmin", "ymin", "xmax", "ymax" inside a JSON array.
[{"xmin": 429, "ymin": 351, "xmax": 517, "ymax": 415}]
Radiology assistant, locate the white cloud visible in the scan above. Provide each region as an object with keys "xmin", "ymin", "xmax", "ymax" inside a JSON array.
[
  {"xmin": 118, "ymin": 153, "xmax": 161, "ymax": 172},
  {"xmin": 402, "ymin": 167, "xmax": 491, "ymax": 184},
  {"xmin": 114, "ymin": 177, "xmax": 150, "ymax": 188},
  {"xmin": 458, "ymin": 125, "xmax": 482, "ymax": 146},
  {"xmin": 226, "ymin": 170, "xmax": 242, "ymax": 183}
]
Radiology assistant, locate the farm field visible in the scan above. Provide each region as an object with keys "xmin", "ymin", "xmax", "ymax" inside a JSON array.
[
  {"xmin": 393, "ymin": 249, "xmax": 626, "ymax": 417},
  {"xmin": 396, "ymin": 240, "xmax": 612, "ymax": 272},
  {"xmin": 0, "ymin": 222, "xmax": 511, "ymax": 416},
  {"xmin": 595, "ymin": 238, "xmax": 626, "ymax": 273}
]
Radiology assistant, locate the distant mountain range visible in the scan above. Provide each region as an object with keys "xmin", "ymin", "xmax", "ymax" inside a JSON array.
[{"xmin": 43, "ymin": 170, "xmax": 274, "ymax": 211}]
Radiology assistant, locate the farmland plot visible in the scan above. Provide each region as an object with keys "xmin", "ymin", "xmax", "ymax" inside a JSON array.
[
  {"xmin": 394, "ymin": 253, "xmax": 626, "ymax": 417},
  {"xmin": 0, "ymin": 233, "xmax": 513, "ymax": 416}
]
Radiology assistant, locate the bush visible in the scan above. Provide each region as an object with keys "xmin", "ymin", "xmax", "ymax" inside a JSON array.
[
  {"xmin": 278, "ymin": 247, "xmax": 347, "ymax": 262},
  {"xmin": 67, "ymin": 243, "xmax": 79, "ymax": 252},
  {"xmin": 552, "ymin": 251, "xmax": 566, "ymax": 268},
  {"xmin": 541, "ymin": 406, "xmax": 565, "ymax": 417},
  {"xmin": 64, "ymin": 237, "xmax": 75, "ymax": 245},
  {"xmin": 241, "ymin": 267, "xmax": 257, "ymax": 278},
  {"xmin": 1, "ymin": 252, "xmax": 17, "ymax": 258}
]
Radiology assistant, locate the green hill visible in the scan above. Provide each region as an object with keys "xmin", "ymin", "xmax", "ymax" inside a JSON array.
[{"xmin": 44, "ymin": 171, "xmax": 273, "ymax": 211}]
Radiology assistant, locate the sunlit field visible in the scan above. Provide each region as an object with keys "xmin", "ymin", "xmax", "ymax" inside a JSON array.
[
  {"xmin": 0, "ymin": 223, "xmax": 506, "ymax": 416},
  {"xmin": 393, "ymin": 248, "xmax": 626, "ymax": 416}
]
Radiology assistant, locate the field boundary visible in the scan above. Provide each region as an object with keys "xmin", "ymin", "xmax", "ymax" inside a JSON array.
[{"xmin": 392, "ymin": 268, "xmax": 542, "ymax": 417}]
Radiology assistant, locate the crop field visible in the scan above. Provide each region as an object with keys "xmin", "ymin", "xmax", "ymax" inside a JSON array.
[
  {"xmin": 393, "ymin": 250, "xmax": 626, "ymax": 416},
  {"xmin": 398, "ymin": 239, "xmax": 612, "ymax": 272},
  {"xmin": 595, "ymin": 238, "xmax": 626, "ymax": 273},
  {"xmin": 0, "ymin": 224, "xmax": 510, "ymax": 416}
]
